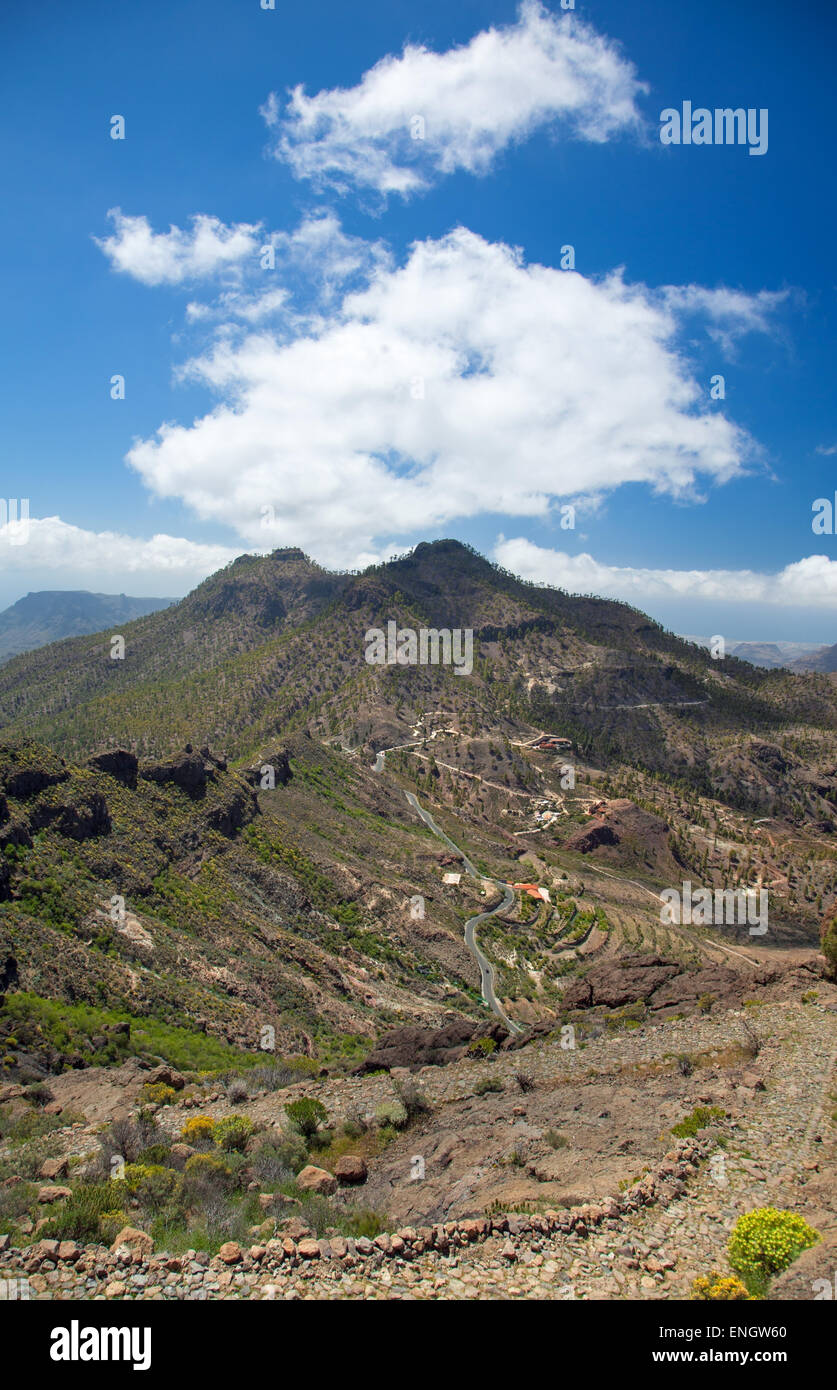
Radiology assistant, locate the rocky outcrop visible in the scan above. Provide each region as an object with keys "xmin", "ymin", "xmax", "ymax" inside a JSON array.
[
  {"xmin": 561, "ymin": 953, "xmax": 782, "ymax": 1015},
  {"xmin": 649, "ymin": 964, "xmax": 749, "ymax": 1012},
  {"xmin": 562, "ymin": 954, "xmax": 681, "ymax": 1009},
  {"xmin": 88, "ymin": 749, "xmax": 138, "ymax": 788},
  {"xmin": 206, "ymin": 786, "xmax": 258, "ymax": 837},
  {"xmin": 244, "ymin": 750, "xmax": 292, "ymax": 789},
  {"xmin": 0, "ymin": 757, "xmax": 68, "ymax": 800},
  {"xmin": 29, "ymin": 790, "xmax": 111, "ymax": 841},
  {"xmin": 356, "ymin": 1018, "xmax": 509, "ymax": 1073},
  {"xmin": 564, "ymin": 821, "xmax": 619, "ymax": 854},
  {"xmin": 140, "ymin": 753, "xmax": 208, "ymax": 798}
]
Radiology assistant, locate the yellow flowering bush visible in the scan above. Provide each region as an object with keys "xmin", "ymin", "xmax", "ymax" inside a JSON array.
[
  {"xmin": 691, "ymin": 1272, "xmax": 753, "ymax": 1300},
  {"xmin": 140, "ymin": 1082, "xmax": 176, "ymax": 1106},
  {"xmin": 213, "ymin": 1115, "xmax": 255, "ymax": 1152},
  {"xmin": 728, "ymin": 1207, "xmax": 820, "ymax": 1295},
  {"xmin": 180, "ymin": 1115, "xmax": 216, "ymax": 1145}
]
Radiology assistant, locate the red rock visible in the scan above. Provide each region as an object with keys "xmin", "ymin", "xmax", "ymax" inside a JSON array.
[
  {"xmin": 38, "ymin": 1157, "xmax": 69, "ymax": 1181},
  {"xmin": 110, "ymin": 1226, "xmax": 153, "ymax": 1256},
  {"xmin": 334, "ymin": 1155, "xmax": 368, "ymax": 1185},
  {"xmin": 296, "ymin": 1165, "xmax": 337, "ymax": 1195}
]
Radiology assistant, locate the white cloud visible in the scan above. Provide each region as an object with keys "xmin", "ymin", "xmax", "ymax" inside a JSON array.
[
  {"xmin": 96, "ymin": 209, "xmax": 262, "ymax": 286},
  {"xmin": 493, "ymin": 537, "xmax": 837, "ymax": 609},
  {"xmin": 124, "ymin": 227, "xmax": 776, "ymax": 568},
  {"xmin": 0, "ymin": 515, "xmax": 241, "ymax": 581},
  {"xmin": 267, "ymin": 2, "xmax": 646, "ymax": 198},
  {"xmin": 660, "ymin": 284, "xmax": 790, "ymax": 355}
]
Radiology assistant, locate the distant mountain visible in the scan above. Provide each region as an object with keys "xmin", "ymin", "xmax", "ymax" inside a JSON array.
[
  {"xmin": 685, "ymin": 636, "xmax": 828, "ymax": 669},
  {"xmin": 0, "ymin": 541, "xmax": 835, "ymax": 820},
  {"xmin": 790, "ymin": 642, "xmax": 837, "ymax": 673},
  {"xmin": 0, "ymin": 591, "xmax": 175, "ymax": 664}
]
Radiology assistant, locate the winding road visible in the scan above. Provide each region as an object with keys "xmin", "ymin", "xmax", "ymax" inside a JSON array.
[{"xmin": 373, "ymin": 747, "xmax": 523, "ymax": 1032}]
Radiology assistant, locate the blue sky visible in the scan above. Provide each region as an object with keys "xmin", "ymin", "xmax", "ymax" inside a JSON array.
[{"xmin": 1, "ymin": 0, "xmax": 835, "ymax": 641}]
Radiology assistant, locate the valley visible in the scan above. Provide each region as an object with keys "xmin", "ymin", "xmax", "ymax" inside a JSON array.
[{"xmin": 1, "ymin": 540, "xmax": 835, "ymax": 1302}]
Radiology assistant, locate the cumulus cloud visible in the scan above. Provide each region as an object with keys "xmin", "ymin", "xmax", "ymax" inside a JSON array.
[
  {"xmin": 123, "ymin": 227, "xmax": 777, "ymax": 568},
  {"xmin": 0, "ymin": 515, "xmax": 241, "ymax": 580},
  {"xmin": 96, "ymin": 209, "xmax": 262, "ymax": 286},
  {"xmin": 493, "ymin": 537, "xmax": 837, "ymax": 609},
  {"xmin": 265, "ymin": 3, "xmax": 646, "ymax": 199}
]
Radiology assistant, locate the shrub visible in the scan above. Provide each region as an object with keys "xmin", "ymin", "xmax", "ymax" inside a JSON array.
[
  {"xmin": 26, "ymin": 1083, "xmax": 54, "ymax": 1109},
  {"xmin": 247, "ymin": 1062, "xmax": 298, "ymax": 1092},
  {"xmin": 676, "ymin": 1053, "xmax": 694, "ymax": 1078},
  {"xmin": 466, "ymin": 1037, "xmax": 497, "ymax": 1058},
  {"xmin": 670, "ymin": 1105, "xmax": 725, "ymax": 1139},
  {"xmin": 45, "ymin": 1183, "xmax": 118, "ymax": 1243},
  {"xmin": 284, "ymin": 1097, "xmax": 327, "ymax": 1139},
  {"xmin": 90, "ymin": 1113, "xmax": 161, "ymax": 1179},
  {"xmin": 213, "ymin": 1115, "xmax": 255, "ymax": 1152},
  {"xmin": 226, "ymin": 1078, "xmax": 249, "ymax": 1105},
  {"xmin": 544, "ymin": 1130, "xmax": 568, "ymax": 1149},
  {"xmin": 182, "ymin": 1153, "xmax": 234, "ymax": 1202},
  {"xmin": 374, "ymin": 1100, "xmax": 408, "ymax": 1130},
  {"xmin": 250, "ymin": 1135, "xmax": 307, "ymax": 1184},
  {"xmin": 136, "ymin": 1143, "xmax": 173, "ymax": 1167},
  {"xmin": 691, "ymin": 1272, "xmax": 753, "ymax": 1301},
  {"xmin": 392, "ymin": 1077, "xmax": 430, "ymax": 1118},
  {"xmin": 728, "ymin": 1208, "xmax": 820, "ymax": 1296},
  {"xmin": 697, "ymin": 994, "xmax": 715, "ymax": 1014},
  {"xmin": 139, "ymin": 1082, "xmax": 176, "ymax": 1106},
  {"xmin": 181, "ymin": 1115, "xmax": 216, "ymax": 1146},
  {"xmin": 474, "ymin": 1077, "xmax": 504, "ymax": 1096},
  {"xmin": 99, "ymin": 1209, "xmax": 130, "ymax": 1245},
  {"xmin": 123, "ymin": 1163, "xmax": 179, "ymax": 1212},
  {"xmin": 514, "ymin": 1071, "xmax": 534, "ymax": 1093}
]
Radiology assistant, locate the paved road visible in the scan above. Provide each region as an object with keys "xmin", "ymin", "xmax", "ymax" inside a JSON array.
[
  {"xmin": 374, "ymin": 749, "xmax": 523, "ymax": 1032},
  {"xmin": 404, "ymin": 791, "xmax": 521, "ymax": 1032}
]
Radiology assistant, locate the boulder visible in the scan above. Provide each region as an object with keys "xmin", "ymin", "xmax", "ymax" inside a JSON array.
[
  {"xmin": 110, "ymin": 1226, "xmax": 153, "ymax": 1257},
  {"xmin": 334, "ymin": 1155, "xmax": 368, "ymax": 1185},
  {"xmin": 741, "ymin": 1071, "xmax": 766, "ymax": 1091},
  {"xmin": 296, "ymin": 1165, "xmax": 337, "ymax": 1195},
  {"xmin": 145, "ymin": 1064, "xmax": 185, "ymax": 1091},
  {"xmin": 168, "ymin": 1143, "xmax": 194, "ymax": 1169},
  {"xmin": 38, "ymin": 1157, "xmax": 69, "ymax": 1181},
  {"xmin": 218, "ymin": 1241, "xmax": 243, "ymax": 1264}
]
